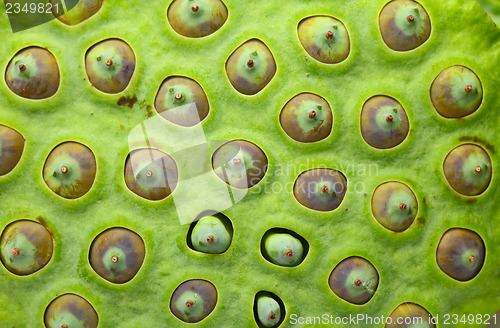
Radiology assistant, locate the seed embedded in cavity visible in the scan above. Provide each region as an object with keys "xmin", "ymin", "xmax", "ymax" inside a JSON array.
[
  {"xmin": 170, "ymin": 279, "xmax": 218, "ymax": 323},
  {"xmin": 0, "ymin": 125, "xmax": 25, "ymax": 176},
  {"xmin": 254, "ymin": 292, "xmax": 285, "ymax": 328},
  {"xmin": 261, "ymin": 229, "xmax": 308, "ymax": 267},
  {"xmin": 386, "ymin": 303, "xmax": 436, "ymax": 328},
  {"xmin": 44, "ymin": 294, "xmax": 98, "ymax": 328},
  {"xmin": 189, "ymin": 214, "xmax": 233, "ymax": 254},
  {"xmin": 51, "ymin": 0, "xmax": 103, "ymax": 25}
]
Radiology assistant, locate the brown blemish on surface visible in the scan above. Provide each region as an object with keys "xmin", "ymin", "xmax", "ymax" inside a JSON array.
[
  {"xmin": 117, "ymin": 96, "xmax": 138, "ymax": 108},
  {"xmin": 458, "ymin": 136, "xmax": 495, "ymax": 153},
  {"xmin": 146, "ymin": 105, "xmax": 153, "ymax": 118},
  {"xmin": 35, "ymin": 216, "xmax": 53, "ymax": 237},
  {"xmin": 466, "ymin": 198, "xmax": 477, "ymax": 204},
  {"xmin": 417, "ymin": 217, "xmax": 426, "ymax": 225}
]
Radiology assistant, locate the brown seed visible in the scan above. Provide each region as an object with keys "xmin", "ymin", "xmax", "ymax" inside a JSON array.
[
  {"xmin": 61, "ymin": 166, "xmax": 68, "ymax": 174},
  {"xmin": 321, "ymin": 185, "xmax": 329, "ymax": 193},
  {"xmin": 105, "ymin": 59, "xmax": 112, "ymax": 66},
  {"xmin": 12, "ymin": 248, "xmax": 19, "ymax": 256},
  {"xmin": 407, "ymin": 15, "xmax": 414, "ymax": 22},
  {"xmin": 186, "ymin": 300, "xmax": 193, "ymax": 308},
  {"xmin": 286, "ymin": 250, "xmax": 293, "ymax": 257},
  {"xmin": 192, "ymin": 5, "xmax": 199, "ymax": 11},
  {"xmin": 309, "ymin": 110, "xmax": 316, "ymax": 119},
  {"xmin": 386, "ymin": 115, "xmax": 393, "ymax": 122},
  {"xmin": 355, "ymin": 279, "xmax": 362, "ymax": 287},
  {"xmin": 326, "ymin": 30, "xmax": 334, "ymax": 39},
  {"xmin": 18, "ymin": 64, "xmax": 26, "ymax": 72},
  {"xmin": 475, "ymin": 166, "xmax": 481, "ymax": 173},
  {"xmin": 399, "ymin": 203, "xmax": 407, "ymax": 210},
  {"xmin": 465, "ymin": 84, "xmax": 473, "ymax": 92},
  {"xmin": 247, "ymin": 59, "xmax": 254, "ymax": 67},
  {"xmin": 111, "ymin": 256, "xmax": 118, "ymax": 263},
  {"xmin": 207, "ymin": 236, "xmax": 214, "ymax": 243},
  {"xmin": 269, "ymin": 312, "xmax": 276, "ymax": 320},
  {"xmin": 175, "ymin": 93, "xmax": 183, "ymax": 100}
]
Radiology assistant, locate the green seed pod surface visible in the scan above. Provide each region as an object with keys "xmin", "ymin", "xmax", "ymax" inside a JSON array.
[
  {"xmin": 44, "ymin": 293, "xmax": 98, "ymax": 328},
  {"xmin": 190, "ymin": 215, "xmax": 232, "ymax": 254},
  {"xmin": 43, "ymin": 141, "xmax": 97, "ymax": 199},
  {"xmin": 297, "ymin": 15, "xmax": 350, "ymax": 64},
  {"xmin": 170, "ymin": 279, "xmax": 218, "ymax": 323},
  {"xmin": 5, "ymin": 47, "xmax": 60, "ymax": 99},
  {"xmin": 0, "ymin": 124, "xmax": 25, "ymax": 176},
  {"xmin": 386, "ymin": 303, "xmax": 436, "ymax": 328}
]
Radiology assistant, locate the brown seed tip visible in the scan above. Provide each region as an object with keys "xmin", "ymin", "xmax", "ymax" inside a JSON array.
[
  {"xmin": 309, "ymin": 110, "xmax": 316, "ymax": 119},
  {"xmin": 207, "ymin": 236, "xmax": 214, "ymax": 243},
  {"xmin": 61, "ymin": 325, "xmax": 68, "ymax": 328},
  {"xmin": 111, "ymin": 256, "xmax": 118, "ymax": 263},
  {"xmin": 106, "ymin": 59, "xmax": 113, "ymax": 66},
  {"xmin": 386, "ymin": 115, "xmax": 394, "ymax": 122},
  {"xmin": 269, "ymin": 312, "xmax": 276, "ymax": 320},
  {"xmin": 321, "ymin": 185, "xmax": 329, "ymax": 193},
  {"xmin": 61, "ymin": 166, "xmax": 68, "ymax": 174},
  {"xmin": 326, "ymin": 30, "xmax": 334, "ymax": 39},
  {"xmin": 355, "ymin": 279, "xmax": 362, "ymax": 287},
  {"xmin": 19, "ymin": 64, "xmax": 26, "ymax": 72},
  {"xmin": 286, "ymin": 250, "xmax": 293, "ymax": 257},
  {"xmin": 233, "ymin": 158, "xmax": 241, "ymax": 165},
  {"xmin": 465, "ymin": 85, "xmax": 473, "ymax": 92},
  {"xmin": 192, "ymin": 4, "xmax": 199, "ymax": 11},
  {"xmin": 12, "ymin": 248, "xmax": 20, "ymax": 256},
  {"xmin": 146, "ymin": 170, "xmax": 153, "ymax": 177},
  {"xmin": 247, "ymin": 59, "xmax": 254, "ymax": 67},
  {"xmin": 186, "ymin": 300, "xmax": 193, "ymax": 308},
  {"xmin": 469, "ymin": 255, "xmax": 475, "ymax": 263},
  {"xmin": 475, "ymin": 166, "xmax": 481, "ymax": 173},
  {"xmin": 175, "ymin": 93, "xmax": 183, "ymax": 100},
  {"xmin": 407, "ymin": 15, "xmax": 415, "ymax": 22},
  {"xmin": 399, "ymin": 203, "xmax": 407, "ymax": 210}
]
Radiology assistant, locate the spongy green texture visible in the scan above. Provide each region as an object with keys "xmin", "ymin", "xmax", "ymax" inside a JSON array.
[{"xmin": 0, "ymin": 0, "xmax": 499, "ymax": 327}]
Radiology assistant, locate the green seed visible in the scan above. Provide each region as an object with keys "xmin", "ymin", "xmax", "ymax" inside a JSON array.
[
  {"xmin": 293, "ymin": 168, "xmax": 347, "ymax": 211},
  {"xmin": 51, "ymin": 0, "xmax": 103, "ymax": 26},
  {"xmin": 360, "ymin": 95, "xmax": 409, "ymax": 149},
  {"xmin": 226, "ymin": 39, "xmax": 276, "ymax": 95},
  {"xmin": 254, "ymin": 293, "xmax": 283, "ymax": 328},
  {"xmin": 328, "ymin": 256, "xmax": 379, "ymax": 305},
  {"xmin": 44, "ymin": 293, "xmax": 98, "ymax": 328},
  {"xmin": 297, "ymin": 15, "xmax": 350, "ymax": 64},
  {"xmin": 168, "ymin": 0, "xmax": 228, "ymax": 38},
  {"xmin": 124, "ymin": 148, "xmax": 179, "ymax": 200},
  {"xmin": 436, "ymin": 228, "xmax": 485, "ymax": 281},
  {"xmin": 379, "ymin": 0, "xmax": 431, "ymax": 51},
  {"xmin": 190, "ymin": 215, "xmax": 233, "ymax": 254},
  {"xmin": 85, "ymin": 39, "xmax": 136, "ymax": 94},
  {"xmin": 212, "ymin": 140, "xmax": 268, "ymax": 189},
  {"xmin": 386, "ymin": 303, "xmax": 436, "ymax": 328},
  {"xmin": 43, "ymin": 141, "xmax": 97, "ymax": 199},
  {"xmin": 430, "ymin": 66, "xmax": 483, "ymax": 118},
  {"xmin": 262, "ymin": 230, "xmax": 307, "ymax": 267},
  {"xmin": 280, "ymin": 93, "xmax": 333, "ymax": 143},
  {"xmin": 155, "ymin": 76, "xmax": 209, "ymax": 126},
  {"xmin": 5, "ymin": 47, "xmax": 60, "ymax": 99},
  {"xmin": 170, "ymin": 279, "xmax": 217, "ymax": 323},
  {"xmin": 371, "ymin": 181, "xmax": 418, "ymax": 232},
  {"xmin": 443, "ymin": 144, "xmax": 492, "ymax": 196},
  {"xmin": 0, "ymin": 124, "xmax": 25, "ymax": 176},
  {"xmin": 89, "ymin": 227, "xmax": 145, "ymax": 284},
  {"xmin": 0, "ymin": 220, "xmax": 53, "ymax": 276}
]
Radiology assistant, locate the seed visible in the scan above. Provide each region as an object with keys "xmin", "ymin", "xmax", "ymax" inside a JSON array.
[
  {"xmin": 387, "ymin": 303, "xmax": 436, "ymax": 328},
  {"xmin": 0, "ymin": 125, "xmax": 25, "ymax": 176},
  {"xmin": 44, "ymin": 294, "xmax": 98, "ymax": 328},
  {"xmin": 254, "ymin": 292, "xmax": 284, "ymax": 328},
  {"xmin": 189, "ymin": 215, "xmax": 233, "ymax": 254},
  {"xmin": 170, "ymin": 279, "xmax": 217, "ymax": 323},
  {"xmin": 294, "ymin": 168, "xmax": 347, "ymax": 211},
  {"xmin": 262, "ymin": 229, "xmax": 308, "ymax": 267},
  {"xmin": 54, "ymin": 0, "xmax": 103, "ymax": 25}
]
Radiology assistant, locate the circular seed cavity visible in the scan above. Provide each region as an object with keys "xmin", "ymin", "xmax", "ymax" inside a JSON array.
[
  {"xmin": 360, "ymin": 95, "xmax": 409, "ymax": 149},
  {"xmin": 329, "ymin": 256, "xmax": 379, "ymax": 305},
  {"xmin": 436, "ymin": 228, "xmax": 485, "ymax": 281},
  {"xmin": 167, "ymin": 0, "xmax": 228, "ymax": 38},
  {"xmin": 261, "ymin": 228, "xmax": 309, "ymax": 267},
  {"xmin": 379, "ymin": 0, "xmax": 431, "ymax": 51},
  {"xmin": 51, "ymin": 0, "xmax": 103, "ymax": 25},
  {"xmin": 254, "ymin": 291, "xmax": 286, "ymax": 328},
  {"xmin": 0, "ymin": 220, "xmax": 53, "ymax": 275},
  {"xmin": 44, "ymin": 293, "xmax": 98, "ymax": 328},
  {"xmin": 371, "ymin": 181, "xmax": 418, "ymax": 232},
  {"xmin": 187, "ymin": 212, "xmax": 233, "ymax": 254},
  {"xmin": 280, "ymin": 93, "xmax": 333, "ymax": 143},
  {"xmin": 170, "ymin": 279, "xmax": 217, "ymax": 323},
  {"xmin": 5, "ymin": 47, "xmax": 60, "ymax": 99},
  {"xmin": 85, "ymin": 39, "xmax": 135, "ymax": 94},
  {"xmin": 226, "ymin": 39, "xmax": 276, "ymax": 95},
  {"xmin": 89, "ymin": 227, "xmax": 145, "ymax": 284},
  {"xmin": 124, "ymin": 148, "xmax": 178, "ymax": 200},
  {"xmin": 0, "ymin": 125, "xmax": 25, "ymax": 176},
  {"xmin": 212, "ymin": 140, "xmax": 268, "ymax": 189},
  {"xmin": 43, "ymin": 141, "xmax": 96, "ymax": 199},
  {"xmin": 154, "ymin": 76, "xmax": 209, "ymax": 126},
  {"xmin": 430, "ymin": 66, "xmax": 483, "ymax": 118},
  {"xmin": 297, "ymin": 15, "xmax": 350, "ymax": 64},
  {"xmin": 293, "ymin": 168, "xmax": 347, "ymax": 211},
  {"xmin": 386, "ymin": 303, "xmax": 436, "ymax": 328},
  {"xmin": 443, "ymin": 144, "xmax": 492, "ymax": 196}
]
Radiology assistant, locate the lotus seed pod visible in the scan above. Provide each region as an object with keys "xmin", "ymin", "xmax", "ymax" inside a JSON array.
[
  {"xmin": 154, "ymin": 76, "xmax": 209, "ymax": 126},
  {"xmin": 262, "ymin": 232, "xmax": 305, "ymax": 267},
  {"xmin": 0, "ymin": 220, "xmax": 53, "ymax": 275},
  {"xmin": 85, "ymin": 39, "xmax": 135, "ymax": 94},
  {"xmin": 430, "ymin": 66, "xmax": 483, "ymax": 118},
  {"xmin": 212, "ymin": 140, "xmax": 268, "ymax": 189},
  {"xmin": 0, "ymin": 124, "xmax": 25, "ymax": 176},
  {"xmin": 379, "ymin": 0, "xmax": 431, "ymax": 51},
  {"xmin": 329, "ymin": 256, "xmax": 379, "ymax": 305},
  {"xmin": 170, "ymin": 279, "xmax": 218, "ymax": 323},
  {"xmin": 89, "ymin": 227, "xmax": 145, "ymax": 284},
  {"xmin": 293, "ymin": 168, "xmax": 347, "ymax": 211},
  {"xmin": 443, "ymin": 144, "xmax": 492, "ymax": 196},
  {"xmin": 386, "ymin": 303, "xmax": 436, "ymax": 328},
  {"xmin": 51, "ymin": 0, "xmax": 103, "ymax": 25},
  {"xmin": 5, "ymin": 47, "xmax": 60, "ymax": 99},
  {"xmin": 190, "ymin": 215, "xmax": 232, "ymax": 254},
  {"xmin": 360, "ymin": 95, "xmax": 409, "ymax": 149},
  {"xmin": 371, "ymin": 181, "xmax": 418, "ymax": 232},
  {"xmin": 167, "ymin": 0, "xmax": 228, "ymax": 38},
  {"xmin": 297, "ymin": 15, "xmax": 350, "ymax": 64},
  {"xmin": 436, "ymin": 228, "xmax": 485, "ymax": 281},
  {"xmin": 44, "ymin": 293, "xmax": 98, "ymax": 328},
  {"xmin": 43, "ymin": 141, "xmax": 97, "ymax": 199},
  {"xmin": 124, "ymin": 148, "xmax": 179, "ymax": 200},
  {"xmin": 255, "ymin": 294, "xmax": 281, "ymax": 328},
  {"xmin": 226, "ymin": 39, "xmax": 276, "ymax": 95},
  {"xmin": 280, "ymin": 93, "xmax": 333, "ymax": 143}
]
